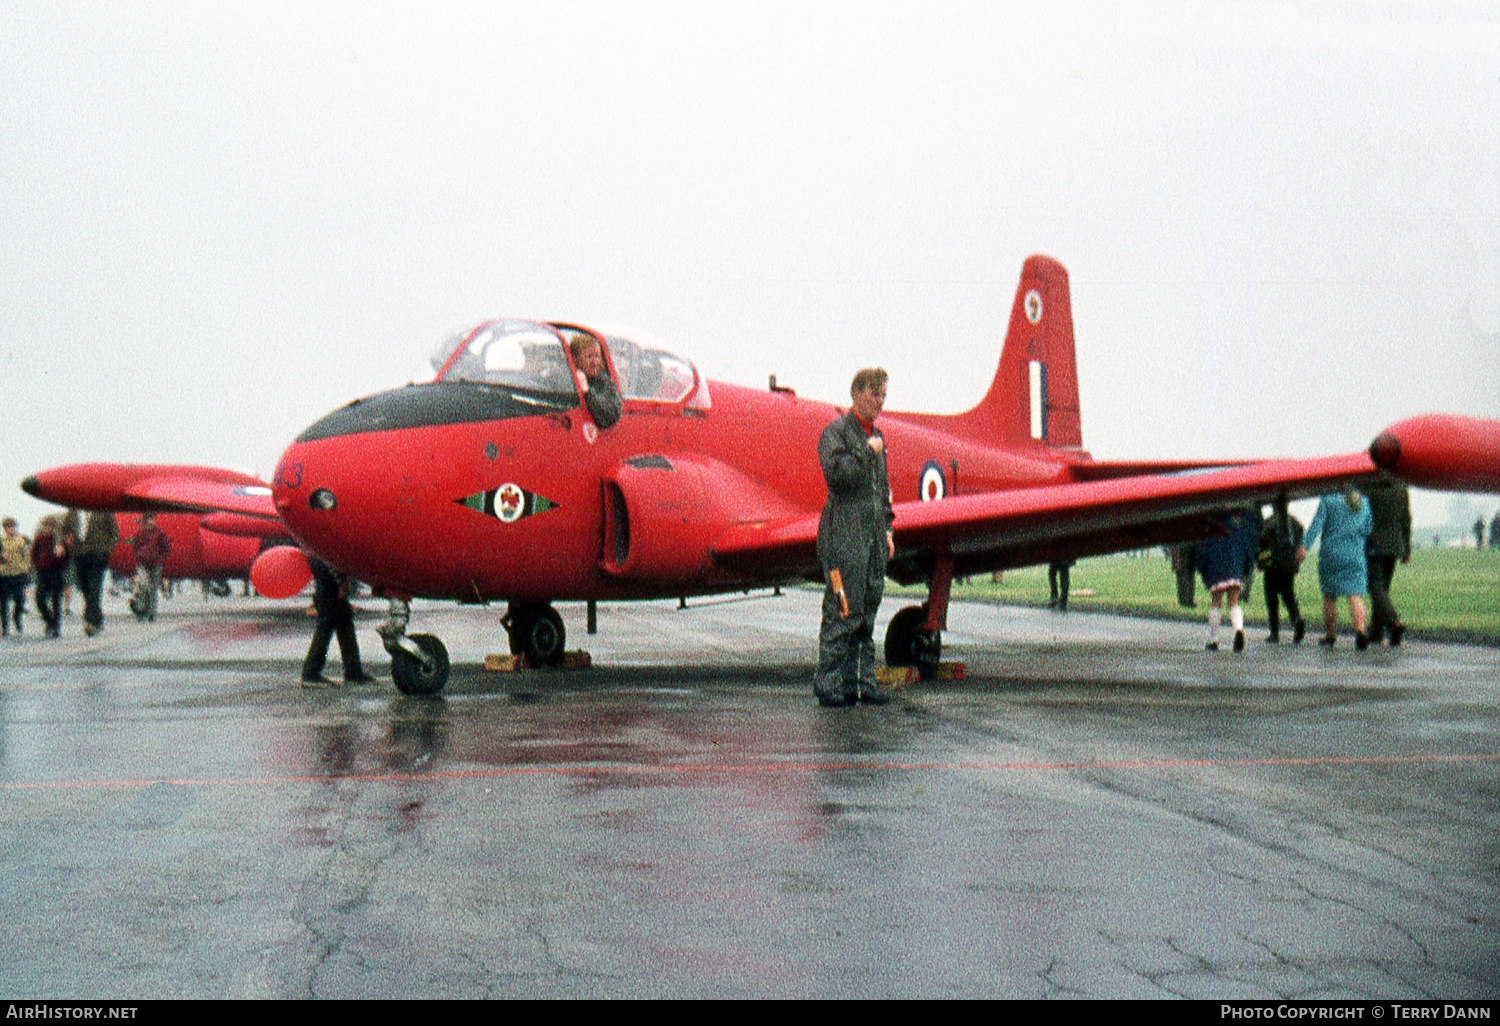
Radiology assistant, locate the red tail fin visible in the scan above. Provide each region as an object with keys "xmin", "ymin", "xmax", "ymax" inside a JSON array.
[{"xmin": 956, "ymin": 255, "xmax": 1082, "ymax": 449}]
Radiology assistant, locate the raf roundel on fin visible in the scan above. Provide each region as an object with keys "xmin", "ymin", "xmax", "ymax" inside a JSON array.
[
  {"xmin": 457, "ymin": 483, "xmax": 558, "ymax": 523},
  {"xmin": 1024, "ymin": 289, "xmax": 1043, "ymax": 325}
]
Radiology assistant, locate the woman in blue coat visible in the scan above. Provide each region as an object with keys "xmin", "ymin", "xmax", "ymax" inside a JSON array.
[
  {"xmin": 1298, "ymin": 487, "xmax": 1373, "ymax": 649},
  {"xmin": 1195, "ymin": 507, "xmax": 1258, "ymax": 651}
]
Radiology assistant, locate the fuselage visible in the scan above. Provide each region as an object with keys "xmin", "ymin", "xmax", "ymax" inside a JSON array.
[{"xmin": 271, "ymin": 366, "xmax": 1086, "ymax": 604}]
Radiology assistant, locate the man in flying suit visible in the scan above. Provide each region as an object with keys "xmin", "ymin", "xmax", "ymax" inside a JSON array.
[{"xmin": 814, "ymin": 368, "xmax": 895, "ymax": 707}]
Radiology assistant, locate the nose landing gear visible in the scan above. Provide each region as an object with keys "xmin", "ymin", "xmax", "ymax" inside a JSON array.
[
  {"xmin": 375, "ymin": 598, "xmax": 570, "ymax": 694},
  {"xmin": 379, "ymin": 598, "xmax": 451, "ymax": 696}
]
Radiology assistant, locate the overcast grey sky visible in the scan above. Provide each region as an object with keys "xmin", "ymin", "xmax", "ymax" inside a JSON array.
[{"xmin": 3, "ymin": 0, "xmax": 1498, "ymax": 534}]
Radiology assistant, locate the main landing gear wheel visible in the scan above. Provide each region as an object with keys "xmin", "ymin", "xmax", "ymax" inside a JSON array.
[
  {"xmin": 885, "ymin": 604, "xmax": 942, "ymax": 680},
  {"xmin": 504, "ymin": 602, "xmax": 566, "ymax": 666},
  {"xmin": 390, "ymin": 633, "xmax": 450, "ymax": 696}
]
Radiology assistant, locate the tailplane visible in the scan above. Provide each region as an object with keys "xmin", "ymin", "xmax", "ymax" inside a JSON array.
[{"xmin": 953, "ymin": 254, "xmax": 1082, "ymax": 449}]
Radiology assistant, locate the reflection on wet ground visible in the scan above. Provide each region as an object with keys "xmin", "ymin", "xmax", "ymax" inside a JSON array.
[{"xmin": 1, "ymin": 592, "xmax": 1498, "ymax": 998}]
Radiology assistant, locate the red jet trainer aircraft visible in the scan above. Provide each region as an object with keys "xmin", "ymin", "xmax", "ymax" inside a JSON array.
[
  {"xmin": 109, "ymin": 511, "xmax": 277, "ymax": 593},
  {"xmin": 23, "ymin": 256, "xmax": 1500, "ymax": 695}
]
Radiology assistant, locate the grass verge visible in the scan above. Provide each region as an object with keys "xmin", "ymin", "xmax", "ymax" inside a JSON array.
[{"xmin": 886, "ymin": 548, "xmax": 1500, "ymax": 647}]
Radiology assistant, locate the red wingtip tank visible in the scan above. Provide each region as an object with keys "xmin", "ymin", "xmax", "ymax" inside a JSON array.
[{"xmin": 1370, "ymin": 414, "xmax": 1500, "ymax": 493}]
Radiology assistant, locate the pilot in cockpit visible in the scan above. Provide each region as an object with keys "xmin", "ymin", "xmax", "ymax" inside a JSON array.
[{"xmin": 568, "ymin": 336, "xmax": 622, "ymax": 429}]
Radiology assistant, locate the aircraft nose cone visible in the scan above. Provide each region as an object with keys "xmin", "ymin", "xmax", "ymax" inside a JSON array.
[{"xmin": 20, "ymin": 476, "xmax": 40, "ymax": 497}]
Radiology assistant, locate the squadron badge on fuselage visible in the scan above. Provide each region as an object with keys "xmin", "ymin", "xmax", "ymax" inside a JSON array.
[{"xmin": 458, "ymin": 483, "xmax": 558, "ymax": 523}]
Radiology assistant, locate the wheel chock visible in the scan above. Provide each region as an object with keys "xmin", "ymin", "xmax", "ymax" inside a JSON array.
[
  {"xmin": 483, "ymin": 650, "xmax": 593, "ymax": 672},
  {"xmin": 875, "ymin": 662, "xmax": 967, "ymax": 688}
]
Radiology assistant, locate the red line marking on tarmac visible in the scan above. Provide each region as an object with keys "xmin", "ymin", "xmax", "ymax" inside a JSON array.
[{"xmin": 3, "ymin": 751, "xmax": 1499, "ymax": 792}]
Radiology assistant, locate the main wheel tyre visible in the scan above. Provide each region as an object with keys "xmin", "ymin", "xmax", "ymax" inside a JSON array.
[
  {"xmin": 884, "ymin": 605, "xmax": 927, "ymax": 666},
  {"xmin": 391, "ymin": 633, "xmax": 450, "ymax": 696},
  {"xmin": 506, "ymin": 604, "xmax": 567, "ymax": 666},
  {"xmin": 524, "ymin": 606, "xmax": 566, "ymax": 666},
  {"xmin": 884, "ymin": 604, "xmax": 943, "ymax": 680},
  {"xmin": 914, "ymin": 629, "xmax": 942, "ymax": 680}
]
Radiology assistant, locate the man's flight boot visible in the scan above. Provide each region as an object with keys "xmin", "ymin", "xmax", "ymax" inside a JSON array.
[{"xmin": 814, "ymin": 679, "xmax": 849, "ymax": 708}]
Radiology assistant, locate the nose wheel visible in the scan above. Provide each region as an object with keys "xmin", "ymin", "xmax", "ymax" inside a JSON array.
[
  {"xmin": 379, "ymin": 598, "xmax": 452, "ymax": 695},
  {"xmin": 390, "ymin": 633, "xmax": 450, "ymax": 696},
  {"xmin": 504, "ymin": 602, "xmax": 567, "ymax": 666}
]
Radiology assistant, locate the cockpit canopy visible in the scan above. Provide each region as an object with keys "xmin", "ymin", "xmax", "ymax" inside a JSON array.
[
  {"xmin": 601, "ymin": 334, "xmax": 700, "ymax": 405},
  {"xmin": 296, "ymin": 319, "xmax": 713, "ymax": 444},
  {"xmin": 414, "ymin": 319, "xmax": 708, "ymax": 408}
]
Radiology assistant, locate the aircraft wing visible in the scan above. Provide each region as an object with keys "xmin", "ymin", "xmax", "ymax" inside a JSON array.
[
  {"xmin": 711, "ymin": 451, "xmax": 1377, "ymax": 585},
  {"xmin": 21, "ymin": 463, "xmax": 286, "ymax": 538},
  {"xmin": 123, "ymin": 476, "xmax": 276, "ymax": 519}
]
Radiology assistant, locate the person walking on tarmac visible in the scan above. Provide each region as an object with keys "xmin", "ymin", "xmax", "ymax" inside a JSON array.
[
  {"xmin": 1361, "ymin": 471, "xmax": 1411, "ymax": 646},
  {"xmin": 67, "ymin": 508, "xmax": 117, "ymax": 636},
  {"xmin": 1259, "ymin": 495, "xmax": 1306, "ymax": 644},
  {"xmin": 813, "ymin": 368, "xmax": 895, "ymax": 708},
  {"xmin": 1197, "ymin": 509, "xmax": 1256, "ymax": 652},
  {"xmin": 301, "ymin": 558, "xmax": 376, "ymax": 687},
  {"xmin": 31, "ymin": 515, "xmax": 68, "ymax": 638},
  {"xmin": 129, "ymin": 512, "xmax": 171, "ymax": 623},
  {"xmin": 1299, "ymin": 486, "xmax": 1374, "ymax": 649},
  {"xmin": 1, "ymin": 517, "xmax": 30, "ymax": 636}
]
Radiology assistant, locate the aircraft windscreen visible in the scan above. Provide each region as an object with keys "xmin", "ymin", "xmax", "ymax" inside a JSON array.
[
  {"xmin": 430, "ymin": 320, "xmax": 575, "ymax": 395},
  {"xmin": 411, "ymin": 330, "xmax": 467, "ymax": 384}
]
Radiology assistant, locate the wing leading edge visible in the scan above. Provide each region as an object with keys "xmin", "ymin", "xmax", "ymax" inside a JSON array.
[{"xmin": 711, "ymin": 451, "xmax": 1378, "ymax": 585}]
